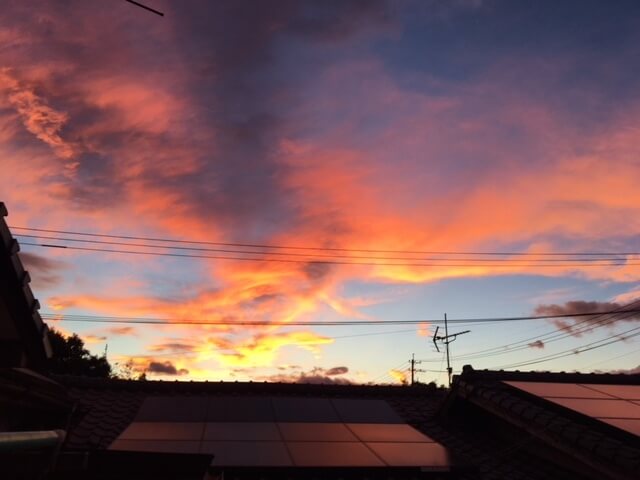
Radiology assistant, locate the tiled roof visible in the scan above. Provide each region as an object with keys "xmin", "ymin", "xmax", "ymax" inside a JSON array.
[
  {"xmin": 447, "ymin": 365, "xmax": 640, "ymax": 480},
  {"xmin": 55, "ymin": 375, "xmax": 587, "ymax": 479}
]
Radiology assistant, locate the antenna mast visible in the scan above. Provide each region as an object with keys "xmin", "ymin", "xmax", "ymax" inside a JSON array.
[{"xmin": 432, "ymin": 313, "xmax": 470, "ymax": 387}]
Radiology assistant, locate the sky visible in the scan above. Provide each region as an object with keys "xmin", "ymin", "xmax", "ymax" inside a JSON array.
[{"xmin": 1, "ymin": 0, "xmax": 640, "ymax": 384}]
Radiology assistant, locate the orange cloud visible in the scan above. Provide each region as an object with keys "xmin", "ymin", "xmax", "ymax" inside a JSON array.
[
  {"xmin": 417, "ymin": 322, "xmax": 432, "ymax": 337},
  {"xmin": 0, "ymin": 69, "xmax": 77, "ymax": 168},
  {"xmin": 388, "ymin": 368, "xmax": 408, "ymax": 385},
  {"xmin": 4, "ymin": 2, "xmax": 640, "ymax": 383}
]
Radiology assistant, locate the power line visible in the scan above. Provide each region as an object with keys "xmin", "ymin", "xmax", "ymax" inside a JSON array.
[
  {"xmin": 14, "ymin": 233, "xmax": 632, "ymax": 263},
  {"xmin": 418, "ymin": 299, "xmax": 640, "ymax": 363},
  {"xmin": 582, "ymin": 346, "xmax": 640, "ymax": 370},
  {"xmin": 18, "ymin": 241, "xmax": 640, "ymax": 268},
  {"xmin": 371, "ymin": 360, "xmax": 409, "ymax": 383},
  {"xmin": 38, "ymin": 308, "xmax": 640, "ymax": 327},
  {"xmin": 126, "ymin": 0, "xmax": 164, "ymax": 16},
  {"xmin": 487, "ymin": 303, "xmax": 640, "ymax": 368},
  {"xmin": 331, "ymin": 328, "xmax": 417, "ymax": 339},
  {"xmin": 493, "ymin": 324, "xmax": 640, "ymax": 370},
  {"xmin": 11, "ymin": 225, "xmax": 640, "ymax": 256}
]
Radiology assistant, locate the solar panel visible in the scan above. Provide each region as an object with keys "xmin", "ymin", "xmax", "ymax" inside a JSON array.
[
  {"xmin": 347, "ymin": 423, "xmax": 434, "ymax": 442},
  {"xmin": 135, "ymin": 396, "xmax": 208, "ymax": 422},
  {"xmin": 599, "ymin": 418, "xmax": 640, "ymax": 436},
  {"xmin": 111, "ymin": 394, "xmax": 452, "ymax": 470},
  {"xmin": 272, "ymin": 397, "xmax": 340, "ymax": 422},
  {"xmin": 287, "ymin": 441, "xmax": 384, "ymax": 467},
  {"xmin": 278, "ymin": 422, "xmax": 357, "ymax": 441},
  {"xmin": 366, "ymin": 442, "xmax": 450, "ymax": 468},
  {"xmin": 332, "ymin": 399, "xmax": 404, "ymax": 423},
  {"xmin": 202, "ymin": 441, "xmax": 293, "ymax": 466},
  {"xmin": 581, "ymin": 384, "xmax": 640, "ymax": 400},
  {"xmin": 548, "ymin": 398, "xmax": 640, "ymax": 419},
  {"xmin": 504, "ymin": 381, "xmax": 610, "ymax": 399},
  {"xmin": 109, "ymin": 439, "xmax": 200, "ymax": 454},
  {"xmin": 203, "ymin": 422, "xmax": 281, "ymax": 441},
  {"xmin": 206, "ymin": 397, "xmax": 274, "ymax": 422},
  {"xmin": 119, "ymin": 422, "xmax": 204, "ymax": 440}
]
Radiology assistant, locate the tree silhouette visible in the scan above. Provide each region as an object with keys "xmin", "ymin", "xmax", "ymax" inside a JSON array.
[{"xmin": 47, "ymin": 328, "xmax": 112, "ymax": 378}]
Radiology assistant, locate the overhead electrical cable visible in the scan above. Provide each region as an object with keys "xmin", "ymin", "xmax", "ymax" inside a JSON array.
[
  {"xmin": 38, "ymin": 308, "xmax": 640, "ymax": 327},
  {"xmin": 18, "ymin": 241, "xmax": 640, "ymax": 268},
  {"xmin": 10, "ymin": 225, "xmax": 640, "ymax": 256},
  {"xmin": 14, "ymin": 233, "xmax": 632, "ymax": 263},
  {"xmin": 449, "ymin": 310, "xmax": 638, "ymax": 361},
  {"xmin": 492, "ymin": 324, "xmax": 640, "ymax": 369},
  {"xmin": 417, "ymin": 299, "xmax": 640, "ymax": 363}
]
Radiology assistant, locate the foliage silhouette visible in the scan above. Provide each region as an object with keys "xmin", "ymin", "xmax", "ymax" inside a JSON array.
[{"xmin": 47, "ymin": 328, "xmax": 111, "ymax": 378}]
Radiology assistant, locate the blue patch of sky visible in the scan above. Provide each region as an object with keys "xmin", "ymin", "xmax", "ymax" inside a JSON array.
[
  {"xmin": 372, "ymin": 0, "xmax": 640, "ymax": 121},
  {"xmin": 343, "ymin": 274, "xmax": 634, "ymax": 321}
]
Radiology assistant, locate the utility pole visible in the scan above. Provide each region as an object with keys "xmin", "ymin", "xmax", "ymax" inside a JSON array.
[
  {"xmin": 410, "ymin": 353, "xmax": 415, "ymax": 386},
  {"xmin": 433, "ymin": 313, "xmax": 470, "ymax": 388},
  {"xmin": 409, "ymin": 353, "xmax": 425, "ymax": 386}
]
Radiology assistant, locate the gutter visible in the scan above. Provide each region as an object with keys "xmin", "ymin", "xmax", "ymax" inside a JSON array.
[{"xmin": 0, "ymin": 429, "xmax": 65, "ymax": 452}]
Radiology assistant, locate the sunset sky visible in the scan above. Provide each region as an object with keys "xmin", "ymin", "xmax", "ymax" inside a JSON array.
[{"xmin": 2, "ymin": 0, "xmax": 640, "ymax": 384}]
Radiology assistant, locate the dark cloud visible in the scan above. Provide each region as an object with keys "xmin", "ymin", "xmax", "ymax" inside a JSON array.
[
  {"xmin": 107, "ymin": 326, "xmax": 136, "ymax": 336},
  {"xmin": 149, "ymin": 342, "xmax": 197, "ymax": 353},
  {"xmin": 156, "ymin": 0, "xmax": 393, "ymax": 236},
  {"xmin": 261, "ymin": 366, "xmax": 353, "ymax": 384},
  {"xmin": 302, "ymin": 261, "xmax": 332, "ymax": 281},
  {"xmin": 19, "ymin": 251, "xmax": 67, "ymax": 289},
  {"xmin": 147, "ymin": 361, "xmax": 189, "ymax": 376},
  {"xmin": 534, "ymin": 300, "xmax": 640, "ymax": 336},
  {"xmin": 325, "ymin": 366, "xmax": 349, "ymax": 375},
  {"xmin": 528, "ymin": 340, "xmax": 544, "ymax": 349},
  {"xmin": 605, "ymin": 365, "xmax": 640, "ymax": 375}
]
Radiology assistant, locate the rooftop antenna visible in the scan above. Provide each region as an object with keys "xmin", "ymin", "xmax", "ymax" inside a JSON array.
[{"xmin": 432, "ymin": 313, "xmax": 470, "ymax": 388}]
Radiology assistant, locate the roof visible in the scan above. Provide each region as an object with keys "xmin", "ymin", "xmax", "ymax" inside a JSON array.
[
  {"xmin": 445, "ymin": 365, "xmax": 640, "ymax": 480},
  {"xmin": 51, "ymin": 375, "xmax": 593, "ymax": 479}
]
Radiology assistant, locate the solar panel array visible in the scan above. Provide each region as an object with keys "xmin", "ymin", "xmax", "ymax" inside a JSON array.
[
  {"xmin": 504, "ymin": 381, "xmax": 640, "ymax": 436},
  {"xmin": 108, "ymin": 396, "xmax": 450, "ymax": 469}
]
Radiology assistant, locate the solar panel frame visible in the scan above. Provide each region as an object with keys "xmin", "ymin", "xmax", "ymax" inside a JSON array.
[
  {"xmin": 109, "ymin": 439, "xmax": 201, "ymax": 454},
  {"xmin": 581, "ymin": 384, "xmax": 640, "ymax": 401},
  {"xmin": 347, "ymin": 423, "xmax": 434, "ymax": 442},
  {"xmin": 202, "ymin": 441, "xmax": 293, "ymax": 466},
  {"xmin": 278, "ymin": 422, "xmax": 358, "ymax": 442},
  {"xmin": 547, "ymin": 398, "xmax": 640, "ymax": 419},
  {"xmin": 272, "ymin": 397, "xmax": 340, "ymax": 422},
  {"xmin": 504, "ymin": 381, "xmax": 611, "ymax": 399},
  {"xmin": 203, "ymin": 422, "xmax": 281, "ymax": 441},
  {"xmin": 365, "ymin": 442, "xmax": 450, "ymax": 468},
  {"xmin": 287, "ymin": 441, "xmax": 385, "ymax": 467},
  {"xmin": 331, "ymin": 399, "xmax": 404, "ymax": 424},
  {"xmin": 598, "ymin": 417, "xmax": 640, "ymax": 436},
  {"xmin": 135, "ymin": 396, "xmax": 208, "ymax": 422},
  {"xmin": 119, "ymin": 422, "xmax": 204, "ymax": 440},
  {"xmin": 110, "ymin": 394, "xmax": 452, "ymax": 470},
  {"xmin": 206, "ymin": 396, "xmax": 275, "ymax": 422}
]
